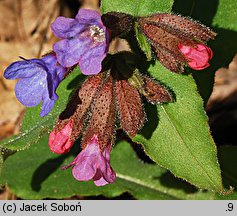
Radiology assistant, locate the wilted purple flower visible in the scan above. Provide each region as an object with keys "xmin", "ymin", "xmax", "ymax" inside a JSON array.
[
  {"xmin": 51, "ymin": 9, "xmax": 109, "ymax": 75},
  {"xmin": 4, "ymin": 54, "xmax": 67, "ymax": 117},
  {"xmin": 62, "ymin": 134, "xmax": 116, "ymax": 186}
]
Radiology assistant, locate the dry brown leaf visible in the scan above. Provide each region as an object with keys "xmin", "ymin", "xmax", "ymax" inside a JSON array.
[
  {"xmin": 207, "ymin": 54, "xmax": 237, "ymax": 111},
  {"xmin": 0, "ymin": 0, "xmax": 62, "ymax": 140}
]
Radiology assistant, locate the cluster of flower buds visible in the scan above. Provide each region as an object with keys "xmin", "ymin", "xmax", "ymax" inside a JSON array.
[
  {"xmin": 48, "ymin": 53, "xmax": 172, "ymax": 185},
  {"xmin": 137, "ymin": 14, "xmax": 215, "ymax": 72},
  {"xmin": 3, "ymin": 7, "xmax": 216, "ymax": 186},
  {"xmin": 103, "ymin": 12, "xmax": 216, "ymax": 73}
]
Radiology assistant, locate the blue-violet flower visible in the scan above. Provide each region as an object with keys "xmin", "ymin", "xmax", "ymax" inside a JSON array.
[
  {"xmin": 4, "ymin": 53, "xmax": 67, "ymax": 117},
  {"xmin": 51, "ymin": 8, "xmax": 109, "ymax": 75}
]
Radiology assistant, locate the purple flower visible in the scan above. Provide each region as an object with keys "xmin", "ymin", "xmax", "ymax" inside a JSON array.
[
  {"xmin": 62, "ymin": 134, "xmax": 116, "ymax": 186},
  {"xmin": 4, "ymin": 54, "xmax": 67, "ymax": 117},
  {"xmin": 51, "ymin": 9, "xmax": 109, "ymax": 75}
]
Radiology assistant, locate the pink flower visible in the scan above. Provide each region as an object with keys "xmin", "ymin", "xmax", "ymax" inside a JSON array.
[
  {"xmin": 178, "ymin": 44, "xmax": 213, "ymax": 70},
  {"xmin": 62, "ymin": 134, "xmax": 116, "ymax": 186},
  {"xmin": 48, "ymin": 120, "xmax": 74, "ymax": 154}
]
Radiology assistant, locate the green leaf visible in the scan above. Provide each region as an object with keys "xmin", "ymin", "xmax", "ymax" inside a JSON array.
[
  {"xmin": 0, "ymin": 147, "xmax": 15, "ymax": 184},
  {"xmin": 135, "ymin": 22, "xmax": 152, "ymax": 61},
  {"xmin": 0, "ymin": 69, "xmax": 83, "ymax": 151},
  {"xmin": 101, "ymin": 0, "xmax": 174, "ymax": 16},
  {"xmin": 212, "ymin": 0, "xmax": 237, "ymax": 31},
  {"xmin": 211, "ymin": 0, "xmax": 237, "ymax": 66},
  {"xmin": 1, "ymin": 136, "xmax": 215, "ymax": 199},
  {"xmin": 133, "ymin": 62, "xmax": 222, "ymax": 192}
]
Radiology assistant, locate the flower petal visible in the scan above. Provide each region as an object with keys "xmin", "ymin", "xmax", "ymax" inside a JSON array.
[
  {"xmin": 53, "ymin": 37, "xmax": 91, "ymax": 67},
  {"xmin": 4, "ymin": 59, "xmax": 46, "ymax": 79},
  {"xmin": 72, "ymin": 155, "xmax": 98, "ymax": 181},
  {"xmin": 79, "ymin": 43, "xmax": 106, "ymax": 75},
  {"xmin": 76, "ymin": 9, "xmax": 102, "ymax": 23},
  {"xmin": 63, "ymin": 134, "xmax": 116, "ymax": 186},
  {"xmin": 49, "ymin": 120, "xmax": 74, "ymax": 153},
  {"xmin": 71, "ymin": 136, "xmax": 100, "ymax": 181},
  {"xmin": 98, "ymin": 145, "xmax": 116, "ymax": 184},
  {"xmin": 42, "ymin": 54, "xmax": 67, "ymax": 100},
  {"xmin": 15, "ymin": 72, "xmax": 46, "ymax": 107},
  {"xmin": 93, "ymin": 164, "xmax": 116, "ymax": 186},
  {"xmin": 40, "ymin": 95, "xmax": 55, "ymax": 117},
  {"xmin": 178, "ymin": 44, "xmax": 213, "ymax": 70},
  {"xmin": 93, "ymin": 170, "xmax": 110, "ymax": 186},
  {"xmin": 51, "ymin": 17, "xmax": 86, "ymax": 39}
]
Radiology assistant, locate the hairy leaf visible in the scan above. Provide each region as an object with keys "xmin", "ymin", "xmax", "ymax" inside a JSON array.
[
  {"xmin": 101, "ymin": 0, "xmax": 174, "ymax": 16},
  {"xmin": 133, "ymin": 62, "xmax": 222, "ymax": 191},
  {"xmin": 1, "ymin": 136, "xmax": 216, "ymax": 200}
]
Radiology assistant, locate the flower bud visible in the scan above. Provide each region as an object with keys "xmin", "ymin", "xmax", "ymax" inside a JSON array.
[
  {"xmin": 138, "ymin": 13, "xmax": 216, "ymax": 73},
  {"xmin": 128, "ymin": 70, "xmax": 173, "ymax": 104},
  {"xmin": 49, "ymin": 120, "xmax": 74, "ymax": 154},
  {"xmin": 49, "ymin": 74, "xmax": 103, "ymax": 154},
  {"xmin": 178, "ymin": 44, "xmax": 213, "ymax": 70},
  {"xmin": 102, "ymin": 12, "xmax": 134, "ymax": 39},
  {"xmin": 82, "ymin": 75, "xmax": 116, "ymax": 151}
]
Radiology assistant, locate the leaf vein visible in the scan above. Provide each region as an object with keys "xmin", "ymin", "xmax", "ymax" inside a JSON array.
[{"xmin": 117, "ymin": 173, "xmax": 180, "ymax": 199}]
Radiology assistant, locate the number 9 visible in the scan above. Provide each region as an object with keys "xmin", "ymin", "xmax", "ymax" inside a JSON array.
[{"xmin": 228, "ymin": 203, "xmax": 233, "ymax": 211}]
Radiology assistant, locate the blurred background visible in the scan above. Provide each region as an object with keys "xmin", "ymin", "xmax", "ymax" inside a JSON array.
[
  {"xmin": 0, "ymin": 0, "xmax": 97, "ymax": 199},
  {"xmin": 0, "ymin": 0, "xmax": 237, "ymax": 199}
]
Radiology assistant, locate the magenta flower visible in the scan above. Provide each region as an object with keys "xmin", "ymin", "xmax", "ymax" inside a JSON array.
[
  {"xmin": 178, "ymin": 44, "xmax": 213, "ymax": 70},
  {"xmin": 63, "ymin": 134, "xmax": 116, "ymax": 186},
  {"xmin": 51, "ymin": 9, "xmax": 109, "ymax": 75},
  {"xmin": 3, "ymin": 54, "xmax": 67, "ymax": 117},
  {"xmin": 49, "ymin": 120, "xmax": 74, "ymax": 154}
]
